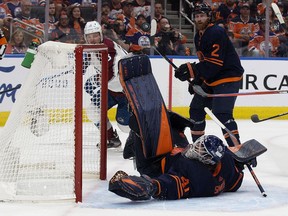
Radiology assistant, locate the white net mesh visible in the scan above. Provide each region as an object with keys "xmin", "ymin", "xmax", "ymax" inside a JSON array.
[{"xmin": 0, "ymin": 41, "xmax": 106, "ymax": 201}]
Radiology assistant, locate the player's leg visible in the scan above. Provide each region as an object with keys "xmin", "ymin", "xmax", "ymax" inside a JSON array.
[
  {"xmin": 212, "ymin": 82, "xmax": 241, "ymax": 147},
  {"xmin": 189, "ymin": 92, "xmax": 212, "ymax": 142},
  {"xmin": 107, "ymin": 91, "xmax": 122, "ymax": 148}
]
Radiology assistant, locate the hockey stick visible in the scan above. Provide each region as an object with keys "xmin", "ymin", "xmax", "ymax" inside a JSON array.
[
  {"xmin": 193, "ymin": 85, "xmax": 288, "ymax": 97},
  {"xmin": 271, "ymin": 3, "xmax": 288, "ymax": 31},
  {"xmin": 251, "ymin": 111, "xmax": 288, "ymax": 123},
  {"xmin": 204, "ymin": 107, "xmax": 267, "ymax": 197},
  {"xmin": 0, "ymin": 84, "xmax": 22, "ymax": 94}
]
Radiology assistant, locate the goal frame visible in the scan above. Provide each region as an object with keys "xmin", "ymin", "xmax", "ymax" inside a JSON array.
[{"xmin": 74, "ymin": 44, "xmax": 108, "ymax": 203}]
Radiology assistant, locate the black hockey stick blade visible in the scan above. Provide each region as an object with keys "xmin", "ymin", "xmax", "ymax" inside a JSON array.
[
  {"xmin": 227, "ymin": 139, "xmax": 267, "ymax": 163},
  {"xmin": 193, "ymin": 85, "xmax": 288, "ymax": 97},
  {"xmin": 251, "ymin": 112, "xmax": 288, "ymax": 123},
  {"xmin": 0, "ymin": 84, "xmax": 22, "ymax": 95}
]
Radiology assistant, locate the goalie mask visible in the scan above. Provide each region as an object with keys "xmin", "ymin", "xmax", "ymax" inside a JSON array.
[
  {"xmin": 84, "ymin": 21, "xmax": 103, "ymax": 43},
  {"xmin": 182, "ymin": 135, "xmax": 225, "ymax": 165}
]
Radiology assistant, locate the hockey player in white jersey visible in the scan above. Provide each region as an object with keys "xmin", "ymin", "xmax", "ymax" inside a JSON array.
[{"xmin": 83, "ymin": 21, "xmax": 131, "ymax": 148}]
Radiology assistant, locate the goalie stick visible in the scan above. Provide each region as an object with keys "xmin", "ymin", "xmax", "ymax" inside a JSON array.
[
  {"xmin": 251, "ymin": 111, "xmax": 288, "ymax": 123},
  {"xmin": 271, "ymin": 2, "xmax": 288, "ymax": 31},
  {"xmin": 204, "ymin": 107, "xmax": 267, "ymax": 197},
  {"xmin": 0, "ymin": 84, "xmax": 21, "ymax": 94},
  {"xmin": 193, "ymin": 85, "xmax": 288, "ymax": 97}
]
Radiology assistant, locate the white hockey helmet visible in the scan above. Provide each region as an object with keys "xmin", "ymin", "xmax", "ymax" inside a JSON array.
[{"xmin": 84, "ymin": 21, "xmax": 103, "ymax": 43}]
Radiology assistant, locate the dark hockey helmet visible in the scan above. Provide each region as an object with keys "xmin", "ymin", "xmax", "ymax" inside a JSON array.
[
  {"xmin": 188, "ymin": 135, "xmax": 225, "ymax": 165},
  {"xmin": 192, "ymin": 2, "xmax": 212, "ymax": 17}
]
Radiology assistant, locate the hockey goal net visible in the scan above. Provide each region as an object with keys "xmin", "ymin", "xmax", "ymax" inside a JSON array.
[{"xmin": 0, "ymin": 41, "xmax": 108, "ymax": 202}]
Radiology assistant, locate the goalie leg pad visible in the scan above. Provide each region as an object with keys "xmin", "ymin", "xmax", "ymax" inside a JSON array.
[{"xmin": 109, "ymin": 170, "xmax": 158, "ymax": 201}]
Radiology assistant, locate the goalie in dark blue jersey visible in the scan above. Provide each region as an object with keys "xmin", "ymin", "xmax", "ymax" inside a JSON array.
[
  {"xmin": 109, "ymin": 134, "xmax": 244, "ymax": 201},
  {"xmin": 108, "ymin": 53, "xmax": 247, "ymax": 201},
  {"xmin": 174, "ymin": 2, "xmax": 244, "ymax": 148}
]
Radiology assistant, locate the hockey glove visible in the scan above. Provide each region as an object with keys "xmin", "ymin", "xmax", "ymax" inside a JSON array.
[
  {"xmin": 174, "ymin": 62, "xmax": 196, "ymax": 82},
  {"xmin": 109, "ymin": 170, "xmax": 158, "ymax": 201},
  {"xmin": 188, "ymin": 78, "xmax": 203, "ymax": 95}
]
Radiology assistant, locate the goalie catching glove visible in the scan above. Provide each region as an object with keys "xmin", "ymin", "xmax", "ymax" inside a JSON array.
[
  {"xmin": 108, "ymin": 170, "xmax": 159, "ymax": 201},
  {"xmin": 174, "ymin": 62, "xmax": 197, "ymax": 81}
]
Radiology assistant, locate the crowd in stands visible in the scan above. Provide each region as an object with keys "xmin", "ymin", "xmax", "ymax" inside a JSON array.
[{"xmin": 0, "ymin": 0, "xmax": 288, "ymax": 57}]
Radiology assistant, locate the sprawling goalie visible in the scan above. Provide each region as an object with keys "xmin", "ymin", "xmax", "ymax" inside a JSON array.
[
  {"xmin": 109, "ymin": 134, "xmax": 245, "ymax": 201},
  {"xmin": 108, "ymin": 54, "xmax": 252, "ymax": 201}
]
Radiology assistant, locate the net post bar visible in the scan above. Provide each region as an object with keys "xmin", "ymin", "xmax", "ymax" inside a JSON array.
[
  {"xmin": 100, "ymin": 48, "xmax": 108, "ymax": 180},
  {"xmin": 74, "ymin": 45, "xmax": 84, "ymax": 203}
]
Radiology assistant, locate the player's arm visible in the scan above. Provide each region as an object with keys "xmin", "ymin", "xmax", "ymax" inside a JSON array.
[{"xmin": 0, "ymin": 29, "xmax": 7, "ymax": 60}]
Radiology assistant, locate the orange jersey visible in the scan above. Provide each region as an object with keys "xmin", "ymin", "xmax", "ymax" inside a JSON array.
[
  {"xmin": 0, "ymin": 3, "xmax": 12, "ymax": 18},
  {"xmin": 228, "ymin": 16, "xmax": 259, "ymax": 39},
  {"xmin": 248, "ymin": 31, "xmax": 280, "ymax": 57}
]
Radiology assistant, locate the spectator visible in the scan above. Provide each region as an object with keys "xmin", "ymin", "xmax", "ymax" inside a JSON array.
[
  {"xmin": 39, "ymin": 0, "xmax": 58, "ymax": 24},
  {"xmin": 15, "ymin": 0, "xmax": 38, "ymax": 20},
  {"xmin": 154, "ymin": 1, "xmax": 165, "ymax": 23},
  {"xmin": 14, "ymin": 0, "xmax": 44, "ymax": 43},
  {"xmin": 6, "ymin": 0, "xmax": 21, "ymax": 18},
  {"xmin": 6, "ymin": 30, "xmax": 27, "ymax": 53},
  {"xmin": 228, "ymin": 3, "xmax": 259, "ymax": 56},
  {"xmin": 248, "ymin": 17, "xmax": 280, "ymax": 57},
  {"xmin": 49, "ymin": 12, "xmax": 79, "ymax": 43},
  {"xmin": 133, "ymin": 0, "xmax": 151, "ymax": 23},
  {"xmin": 0, "ymin": 2, "xmax": 12, "ymax": 39},
  {"xmin": 277, "ymin": 34, "xmax": 288, "ymax": 57},
  {"xmin": 118, "ymin": 0, "xmax": 135, "ymax": 32},
  {"xmin": 100, "ymin": 1, "xmax": 112, "ymax": 25},
  {"xmin": 109, "ymin": 0, "xmax": 123, "ymax": 21},
  {"xmin": 112, "ymin": 18, "xmax": 127, "ymax": 41},
  {"xmin": 154, "ymin": 17, "xmax": 187, "ymax": 55},
  {"xmin": 39, "ymin": 0, "xmax": 59, "ymax": 34},
  {"xmin": 125, "ymin": 14, "xmax": 150, "ymax": 54},
  {"xmin": 102, "ymin": 18, "xmax": 130, "ymax": 53},
  {"xmin": 0, "ymin": 27, "xmax": 7, "ymax": 59},
  {"xmin": 0, "ymin": 2, "xmax": 12, "ymax": 21},
  {"xmin": 216, "ymin": 0, "xmax": 240, "ymax": 28},
  {"xmin": 154, "ymin": 1, "xmax": 166, "ymax": 33},
  {"xmin": 68, "ymin": 3, "xmax": 85, "ymax": 43}
]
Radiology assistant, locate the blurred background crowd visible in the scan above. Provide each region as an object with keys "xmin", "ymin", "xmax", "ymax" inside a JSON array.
[{"xmin": 0, "ymin": 0, "xmax": 288, "ymax": 57}]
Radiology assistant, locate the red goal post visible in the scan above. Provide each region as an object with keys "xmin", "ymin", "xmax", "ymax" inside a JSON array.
[
  {"xmin": 74, "ymin": 44, "xmax": 108, "ymax": 202},
  {"xmin": 0, "ymin": 41, "xmax": 108, "ymax": 202}
]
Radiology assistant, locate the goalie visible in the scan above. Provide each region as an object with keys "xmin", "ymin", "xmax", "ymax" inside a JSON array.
[
  {"xmin": 83, "ymin": 21, "xmax": 131, "ymax": 148},
  {"xmin": 109, "ymin": 54, "xmax": 265, "ymax": 201},
  {"xmin": 109, "ymin": 134, "xmax": 245, "ymax": 201}
]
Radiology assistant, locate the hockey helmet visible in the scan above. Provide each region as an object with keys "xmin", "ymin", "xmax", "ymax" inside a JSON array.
[
  {"xmin": 183, "ymin": 135, "xmax": 225, "ymax": 165},
  {"xmin": 84, "ymin": 21, "xmax": 103, "ymax": 42},
  {"xmin": 192, "ymin": 2, "xmax": 212, "ymax": 18}
]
